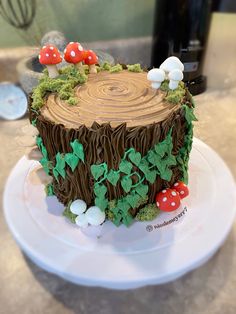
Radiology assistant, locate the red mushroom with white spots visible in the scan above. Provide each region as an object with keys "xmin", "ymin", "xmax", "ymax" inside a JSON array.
[
  {"xmin": 39, "ymin": 45, "xmax": 62, "ymax": 78},
  {"xmin": 84, "ymin": 50, "xmax": 98, "ymax": 74},
  {"xmin": 156, "ymin": 188, "xmax": 181, "ymax": 212},
  {"xmin": 172, "ymin": 181, "xmax": 189, "ymax": 199},
  {"xmin": 64, "ymin": 42, "xmax": 86, "ymax": 73}
]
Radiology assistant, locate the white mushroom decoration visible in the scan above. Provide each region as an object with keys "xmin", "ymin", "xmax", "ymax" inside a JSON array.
[
  {"xmin": 160, "ymin": 56, "xmax": 184, "ymax": 74},
  {"xmin": 147, "ymin": 68, "xmax": 165, "ymax": 89},
  {"xmin": 70, "ymin": 199, "xmax": 105, "ymax": 228},
  {"xmin": 168, "ymin": 69, "xmax": 184, "ymax": 90},
  {"xmin": 147, "ymin": 56, "xmax": 184, "ymax": 91}
]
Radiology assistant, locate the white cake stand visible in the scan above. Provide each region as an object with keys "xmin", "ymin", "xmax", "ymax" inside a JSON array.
[{"xmin": 3, "ymin": 138, "xmax": 236, "ymax": 290}]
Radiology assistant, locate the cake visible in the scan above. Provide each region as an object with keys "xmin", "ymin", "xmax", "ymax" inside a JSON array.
[{"xmin": 29, "ymin": 43, "xmax": 196, "ymax": 228}]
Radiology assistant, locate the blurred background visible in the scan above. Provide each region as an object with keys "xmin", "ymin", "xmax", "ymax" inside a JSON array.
[{"xmin": 1, "ymin": 1, "xmax": 236, "ymax": 314}]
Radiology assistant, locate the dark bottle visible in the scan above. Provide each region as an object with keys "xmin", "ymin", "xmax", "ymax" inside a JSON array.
[{"xmin": 151, "ymin": 0, "xmax": 213, "ymax": 95}]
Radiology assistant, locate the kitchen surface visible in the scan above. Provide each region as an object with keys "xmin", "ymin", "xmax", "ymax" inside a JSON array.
[{"xmin": 1, "ymin": 11, "xmax": 236, "ymax": 314}]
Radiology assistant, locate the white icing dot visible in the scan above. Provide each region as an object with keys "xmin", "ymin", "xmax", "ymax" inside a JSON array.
[
  {"xmin": 171, "ymin": 202, "xmax": 176, "ymax": 207},
  {"xmin": 88, "ymin": 56, "xmax": 92, "ymax": 60},
  {"xmin": 89, "ymin": 50, "xmax": 92, "ymax": 52},
  {"xmin": 69, "ymin": 41, "xmax": 74, "ymax": 44},
  {"xmin": 43, "ymin": 45, "xmax": 46, "ymax": 49},
  {"xmin": 38, "ymin": 54, "xmax": 41, "ymax": 59},
  {"xmin": 174, "ymin": 182, "xmax": 179, "ymax": 187},
  {"xmin": 180, "ymin": 191, "xmax": 185, "ymax": 195},
  {"xmin": 162, "ymin": 189, "xmax": 167, "ymax": 193},
  {"xmin": 64, "ymin": 48, "xmax": 67, "ymax": 54},
  {"xmin": 163, "ymin": 197, "xmax": 167, "ymax": 202},
  {"xmin": 70, "ymin": 50, "xmax": 76, "ymax": 57},
  {"xmin": 46, "ymin": 53, "xmax": 49, "ymax": 57},
  {"xmin": 49, "ymin": 46, "xmax": 54, "ymax": 50},
  {"xmin": 156, "ymin": 202, "xmax": 160, "ymax": 207},
  {"xmin": 53, "ymin": 54, "xmax": 56, "ymax": 57},
  {"xmin": 171, "ymin": 191, "xmax": 177, "ymax": 196},
  {"xmin": 183, "ymin": 183, "xmax": 187, "ymax": 187},
  {"xmin": 78, "ymin": 44, "xmax": 83, "ymax": 51}
]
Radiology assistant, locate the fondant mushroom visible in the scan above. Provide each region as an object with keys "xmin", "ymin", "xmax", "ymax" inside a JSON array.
[
  {"xmin": 39, "ymin": 45, "xmax": 62, "ymax": 78},
  {"xmin": 168, "ymin": 69, "xmax": 184, "ymax": 90},
  {"xmin": 147, "ymin": 68, "xmax": 165, "ymax": 89},
  {"xmin": 75, "ymin": 213, "xmax": 89, "ymax": 228},
  {"xmin": 64, "ymin": 42, "xmax": 86, "ymax": 73},
  {"xmin": 160, "ymin": 56, "xmax": 184, "ymax": 75},
  {"xmin": 86, "ymin": 206, "xmax": 105, "ymax": 226},
  {"xmin": 172, "ymin": 181, "xmax": 189, "ymax": 199},
  {"xmin": 84, "ymin": 50, "xmax": 98, "ymax": 74},
  {"xmin": 156, "ymin": 188, "xmax": 181, "ymax": 212},
  {"xmin": 70, "ymin": 199, "xmax": 87, "ymax": 215}
]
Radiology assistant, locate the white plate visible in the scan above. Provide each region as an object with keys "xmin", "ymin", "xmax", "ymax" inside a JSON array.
[{"xmin": 3, "ymin": 138, "xmax": 236, "ymax": 289}]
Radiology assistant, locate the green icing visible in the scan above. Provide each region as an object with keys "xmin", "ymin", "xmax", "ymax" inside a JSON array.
[
  {"xmin": 91, "ymin": 129, "xmax": 176, "ymax": 227},
  {"xmin": 36, "ymin": 137, "xmax": 85, "ymax": 181},
  {"xmin": 127, "ymin": 64, "xmax": 143, "ymax": 72},
  {"xmin": 135, "ymin": 204, "xmax": 160, "ymax": 221},
  {"xmin": 45, "ymin": 183, "xmax": 54, "ymax": 196},
  {"xmin": 109, "ymin": 64, "xmax": 123, "ymax": 73},
  {"xmin": 101, "ymin": 62, "xmax": 112, "ymax": 71},
  {"xmin": 160, "ymin": 80, "xmax": 186, "ymax": 104},
  {"xmin": 176, "ymin": 103, "xmax": 197, "ymax": 184},
  {"xmin": 31, "ymin": 65, "xmax": 87, "ymax": 110},
  {"xmin": 31, "ymin": 118, "xmax": 37, "ymax": 127},
  {"xmin": 63, "ymin": 201, "xmax": 77, "ymax": 223}
]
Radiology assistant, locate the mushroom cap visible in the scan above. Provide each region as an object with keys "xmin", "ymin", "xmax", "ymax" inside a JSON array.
[
  {"xmin": 160, "ymin": 56, "xmax": 184, "ymax": 72},
  {"xmin": 85, "ymin": 206, "xmax": 105, "ymax": 226},
  {"xmin": 70, "ymin": 199, "xmax": 87, "ymax": 215},
  {"xmin": 84, "ymin": 50, "xmax": 98, "ymax": 66},
  {"xmin": 168, "ymin": 69, "xmax": 184, "ymax": 81},
  {"xmin": 39, "ymin": 45, "xmax": 62, "ymax": 65},
  {"xmin": 147, "ymin": 68, "xmax": 165, "ymax": 82},
  {"xmin": 155, "ymin": 188, "xmax": 181, "ymax": 212},
  {"xmin": 173, "ymin": 181, "xmax": 189, "ymax": 199},
  {"xmin": 64, "ymin": 42, "xmax": 86, "ymax": 64}
]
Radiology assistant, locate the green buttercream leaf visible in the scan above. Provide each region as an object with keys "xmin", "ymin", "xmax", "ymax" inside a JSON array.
[
  {"xmin": 45, "ymin": 183, "xmax": 54, "ymax": 196},
  {"xmin": 129, "ymin": 150, "xmax": 141, "ymax": 166},
  {"xmin": 107, "ymin": 169, "xmax": 120, "ymax": 186},
  {"xmin": 55, "ymin": 153, "xmax": 66, "ymax": 178},
  {"xmin": 40, "ymin": 157, "xmax": 50, "ymax": 175},
  {"xmin": 94, "ymin": 183, "xmax": 107, "ymax": 197},
  {"xmin": 53, "ymin": 168, "xmax": 59, "ymax": 182},
  {"xmin": 113, "ymin": 213, "xmax": 122, "ymax": 226},
  {"xmin": 119, "ymin": 160, "xmax": 133, "ymax": 175},
  {"xmin": 147, "ymin": 150, "xmax": 161, "ymax": 165},
  {"xmin": 31, "ymin": 118, "xmax": 37, "ymax": 127},
  {"xmin": 135, "ymin": 184, "xmax": 148, "ymax": 198},
  {"xmin": 70, "ymin": 140, "xmax": 85, "ymax": 162},
  {"xmin": 95, "ymin": 197, "xmax": 108, "ymax": 211},
  {"xmin": 139, "ymin": 159, "xmax": 150, "ymax": 176},
  {"xmin": 123, "ymin": 213, "xmax": 134, "ymax": 226},
  {"xmin": 121, "ymin": 176, "xmax": 132, "ymax": 193},
  {"xmin": 91, "ymin": 164, "xmax": 106, "ymax": 180},
  {"xmin": 145, "ymin": 169, "xmax": 157, "ymax": 184},
  {"xmin": 126, "ymin": 193, "xmax": 141, "ymax": 209},
  {"xmin": 117, "ymin": 199, "xmax": 130, "ymax": 213},
  {"xmin": 183, "ymin": 105, "xmax": 198, "ymax": 124},
  {"xmin": 65, "ymin": 153, "xmax": 79, "ymax": 171}
]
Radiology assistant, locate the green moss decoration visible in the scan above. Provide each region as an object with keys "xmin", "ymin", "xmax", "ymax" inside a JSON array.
[
  {"xmin": 109, "ymin": 64, "xmax": 123, "ymax": 73},
  {"xmin": 63, "ymin": 201, "xmax": 77, "ymax": 223},
  {"xmin": 102, "ymin": 61, "xmax": 112, "ymax": 71},
  {"xmin": 135, "ymin": 204, "xmax": 160, "ymax": 221},
  {"xmin": 127, "ymin": 64, "xmax": 143, "ymax": 73},
  {"xmin": 31, "ymin": 65, "xmax": 87, "ymax": 110},
  {"xmin": 160, "ymin": 80, "xmax": 186, "ymax": 104}
]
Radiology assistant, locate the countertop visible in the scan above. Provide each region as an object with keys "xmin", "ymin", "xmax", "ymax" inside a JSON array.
[{"xmin": 1, "ymin": 13, "xmax": 236, "ymax": 314}]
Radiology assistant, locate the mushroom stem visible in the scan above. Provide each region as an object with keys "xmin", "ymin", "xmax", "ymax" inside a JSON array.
[
  {"xmin": 151, "ymin": 82, "xmax": 161, "ymax": 89},
  {"xmin": 76, "ymin": 62, "xmax": 84, "ymax": 73},
  {"xmin": 89, "ymin": 64, "xmax": 97, "ymax": 74},
  {"xmin": 169, "ymin": 80, "xmax": 179, "ymax": 90},
  {"xmin": 46, "ymin": 64, "xmax": 59, "ymax": 78}
]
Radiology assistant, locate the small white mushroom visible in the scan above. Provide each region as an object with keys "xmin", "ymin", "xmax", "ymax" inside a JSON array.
[
  {"xmin": 168, "ymin": 69, "xmax": 184, "ymax": 90},
  {"xmin": 70, "ymin": 199, "xmax": 87, "ymax": 215},
  {"xmin": 75, "ymin": 213, "xmax": 88, "ymax": 228},
  {"xmin": 147, "ymin": 68, "xmax": 165, "ymax": 89},
  {"xmin": 160, "ymin": 56, "xmax": 184, "ymax": 75},
  {"xmin": 85, "ymin": 206, "xmax": 106, "ymax": 226}
]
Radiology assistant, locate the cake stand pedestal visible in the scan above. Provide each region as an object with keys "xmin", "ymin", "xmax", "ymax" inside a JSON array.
[{"xmin": 4, "ymin": 138, "xmax": 236, "ymax": 290}]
